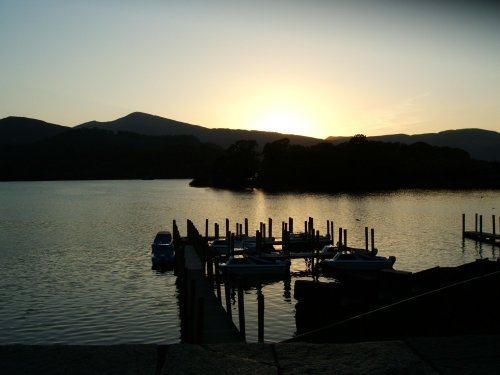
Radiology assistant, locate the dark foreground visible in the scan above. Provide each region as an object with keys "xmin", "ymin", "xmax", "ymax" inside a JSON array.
[{"xmin": 2, "ymin": 335, "xmax": 499, "ymax": 375}]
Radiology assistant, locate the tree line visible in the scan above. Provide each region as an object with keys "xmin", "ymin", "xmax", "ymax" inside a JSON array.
[{"xmin": 190, "ymin": 135, "xmax": 500, "ymax": 191}]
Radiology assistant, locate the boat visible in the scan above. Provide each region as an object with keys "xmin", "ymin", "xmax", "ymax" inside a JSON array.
[
  {"xmin": 319, "ymin": 244, "xmax": 371, "ymax": 258},
  {"xmin": 220, "ymin": 254, "xmax": 290, "ymax": 277},
  {"xmin": 151, "ymin": 231, "xmax": 175, "ymax": 268},
  {"xmin": 321, "ymin": 250, "xmax": 396, "ymax": 272},
  {"xmin": 286, "ymin": 232, "xmax": 332, "ymax": 251}
]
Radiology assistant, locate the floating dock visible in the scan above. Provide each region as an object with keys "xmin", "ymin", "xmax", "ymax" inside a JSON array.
[{"xmin": 462, "ymin": 213, "xmax": 500, "ymax": 246}]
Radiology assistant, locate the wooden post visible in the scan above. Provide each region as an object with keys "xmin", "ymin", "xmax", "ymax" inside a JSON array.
[
  {"xmin": 256, "ymin": 230, "xmax": 261, "ymax": 255},
  {"xmin": 327, "ymin": 220, "xmax": 330, "ymax": 237},
  {"xmin": 258, "ymin": 292, "xmax": 264, "ymax": 343},
  {"xmin": 205, "ymin": 219, "xmax": 209, "ymax": 238},
  {"xmin": 343, "ymin": 229, "xmax": 347, "ymax": 249},
  {"xmin": 238, "ymin": 281, "xmax": 246, "ymax": 340},
  {"xmin": 330, "ymin": 221, "xmax": 334, "ymax": 245},
  {"xmin": 338, "ymin": 227, "xmax": 343, "ymax": 249},
  {"xmin": 226, "ymin": 218, "xmax": 230, "ymax": 239},
  {"xmin": 215, "ymin": 261, "xmax": 222, "ymax": 302},
  {"xmin": 492, "ymin": 215, "xmax": 496, "ymax": 237},
  {"xmin": 305, "ymin": 221, "xmax": 308, "ymax": 237},
  {"xmin": 262, "ymin": 223, "xmax": 266, "ymax": 241},
  {"xmin": 365, "ymin": 227, "xmax": 369, "ymax": 251},
  {"xmin": 224, "ymin": 280, "xmax": 232, "ymax": 318},
  {"xmin": 268, "ymin": 218, "xmax": 273, "ymax": 239},
  {"xmin": 244, "ymin": 218, "xmax": 249, "ymax": 237},
  {"xmin": 480, "ymin": 215, "xmax": 483, "ymax": 239},
  {"xmin": 371, "ymin": 228, "xmax": 375, "ymax": 252},
  {"xmin": 462, "ymin": 214, "xmax": 466, "ymax": 238},
  {"xmin": 475, "ymin": 213, "xmax": 478, "ymax": 232},
  {"xmin": 289, "ymin": 217, "xmax": 294, "ymax": 234},
  {"xmin": 189, "ymin": 279, "xmax": 196, "ymax": 343},
  {"xmin": 215, "ymin": 223, "xmax": 219, "ymax": 239},
  {"xmin": 196, "ymin": 296, "xmax": 204, "ymax": 344},
  {"xmin": 230, "ymin": 232, "xmax": 235, "ymax": 256}
]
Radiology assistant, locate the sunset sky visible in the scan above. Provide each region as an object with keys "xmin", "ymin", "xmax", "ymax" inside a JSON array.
[{"xmin": 1, "ymin": 0, "xmax": 499, "ymax": 139}]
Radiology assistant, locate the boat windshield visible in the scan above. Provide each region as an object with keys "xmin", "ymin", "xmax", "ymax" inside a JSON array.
[{"xmin": 155, "ymin": 233, "xmax": 172, "ymax": 244}]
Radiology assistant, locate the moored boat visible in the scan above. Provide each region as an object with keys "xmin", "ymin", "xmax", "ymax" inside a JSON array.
[
  {"xmin": 220, "ymin": 254, "xmax": 290, "ymax": 277},
  {"xmin": 151, "ymin": 231, "xmax": 175, "ymax": 268},
  {"xmin": 321, "ymin": 250, "xmax": 396, "ymax": 272}
]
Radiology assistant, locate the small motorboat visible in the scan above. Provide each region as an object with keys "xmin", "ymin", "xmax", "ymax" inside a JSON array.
[
  {"xmin": 220, "ymin": 255, "xmax": 290, "ymax": 277},
  {"xmin": 321, "ymin": 250, "xmax": 396, "ymax": 272},
  {"xmin": 151, "ymin": 231, "xmax": 175, "ymax": 268}
]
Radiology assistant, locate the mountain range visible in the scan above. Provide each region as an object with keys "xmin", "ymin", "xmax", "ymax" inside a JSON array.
[{"xmin": 1, "ymin": 112, "xmax": 500, "ymax": 161}]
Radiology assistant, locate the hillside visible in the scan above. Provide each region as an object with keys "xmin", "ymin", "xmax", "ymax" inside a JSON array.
[
  {"xmin": 327, "ymin": 129, "xmax": 500, "ymax": 162},
  {"xmin": 0, "ymin": 128, "xmax": 222, "ymax": 181},
  {"xmin": 0, "ymin": 116, "xmax": 69, "ymax": 145},
  {"xmin": 76, "ymin": 112, "xmax": 322, "ymax": 148}
]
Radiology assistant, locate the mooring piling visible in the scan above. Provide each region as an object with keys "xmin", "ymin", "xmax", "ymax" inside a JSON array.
[
  {"xmin": 237, "ymin": 281, "xmax": 246, "ymax": 341},
  {"xmin": 462, "ymin": 214, "xmax": 500, "ymax": 246},
  {"xmin": 258, "ymin": 291, "xmax": 264, "ymax": 343}
]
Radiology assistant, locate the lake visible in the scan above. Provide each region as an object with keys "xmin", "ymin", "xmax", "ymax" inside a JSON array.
[{"xmin": 0, "ymin": 180, "xmax": 498, "ymax": 344}]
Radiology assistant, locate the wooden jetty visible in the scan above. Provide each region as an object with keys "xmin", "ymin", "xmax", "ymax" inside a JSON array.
[
  {"xmin": 171, "ymin": 216, "xmax": 376, "ymax": 343},
  {"xmin": 462, "ymin": 213, "xmax": 500, "ymax": 246}
]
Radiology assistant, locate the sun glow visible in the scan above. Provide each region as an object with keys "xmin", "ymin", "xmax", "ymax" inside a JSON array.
[{"xmin": 249, "ymin": 104, "xmax": 314, "ymax": 137}]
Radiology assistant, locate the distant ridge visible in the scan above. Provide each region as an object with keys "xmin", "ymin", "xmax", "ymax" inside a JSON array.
[
  {"xmin": 77, "ymin": 112, "xmax": 207, "ymax": 136},
  {"xmin": 327, "ymin": 128, "xmax": 500, "ymax": 162},
  {"xmin": 2, "ymin": 112, "xmax": 500, "ymax": 161},
  {"xmin": 0, "ymin": 116, "xmax": 68, "ymax": 145},
  {"xmin": 76, "ymin": 111, "xmax": 322, "ymax": 148}
]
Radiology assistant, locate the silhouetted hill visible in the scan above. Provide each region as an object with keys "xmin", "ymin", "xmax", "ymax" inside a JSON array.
[
  {"xmin": 0, "ymin": 128, "xmax": 222, "ymax": 181},
  {"xmin": 327, "ymin": 129, "xmax": 500, "ymax": 162},
  {"xmin": 0, "ymin": 116, "xmax": 68, "ymax": 145},
  {"xmin": 76, "ymin": 112, "xmax": 322, "ymax": 148}
]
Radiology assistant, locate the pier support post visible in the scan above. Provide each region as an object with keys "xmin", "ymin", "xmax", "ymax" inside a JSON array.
[
  {"xmin": 480, "ymin": 215, "xmax": 483, "ymax": 239},
  {"xmin": 237, "ymin": 281, "xmax": 246, "ymax": 341},
  {"xmin": 258, "ymin": 291, "xmax": 264, "ymax": 343},
  {"xmin": 245, "ymin": 218, "xmax": 249, "ymax": 237},
  {"xmin": 365, "ymin": 227, "xmax": 369, "ymax": 251},
  {"xmin": 269, "ymin": 218, "xmax": 273, "ymax": 239},
  {"xmin": 224, "ymin": 279, "xmax": 232, "ymax": 319},
  {"xmin": 475, "ymin": 213, "xmax": 478, "ymax": 232},
  {"xmin": 215, "ymin": 261, "xmax": 222, "ymax": 302},
  {"xmin": 493, "ymin": 215, "xmax": 496, "ymax": 237},
  {"xmin": 371, "ymin": 228, "xmax": 375, "ymax": 252},
  {"xmin": 462, "ymin": 214, "xmax": 466, "ymax": 238},
  {"xmin": 196, "ymin": 297, "xmax": 204, "ymax": 344},
  {"xmin": 338, "ymin": 227, "xmax": 343, "ymax": 249},
  {"xmin": 344, "ymin": 229, "xmax": 347, "ymax": 249},
  {"xmin": 289, "ymin": 217, "xmax": 294, "ymax": 234},
  {"xmin": 205, "ymin": 219, "xmax": 209, "ymax": 239},
  {"xmin": 330, "ymin": 221, "xmax": 334, "ymax": 246}
]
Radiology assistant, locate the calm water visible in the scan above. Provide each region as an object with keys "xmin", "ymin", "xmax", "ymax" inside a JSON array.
[{"xmin": 0, "ymin": 180, "xmax": 498, "ymax": 344}]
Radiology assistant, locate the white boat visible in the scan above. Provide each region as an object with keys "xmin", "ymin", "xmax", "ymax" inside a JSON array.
[
  {"xmin": 320, "ymin": 244, "xmax": 371, "ymax": 258},
  {"xmin": 321, "ymin": 250, "xmax": 396, "ymax": 271},
  {"xmin": 220, "ymin": 255, "xmax": 290, "ymax": 276},
  {"xmin": 151, "ymin": 231, "xmax": 175, "ymax": 268}
]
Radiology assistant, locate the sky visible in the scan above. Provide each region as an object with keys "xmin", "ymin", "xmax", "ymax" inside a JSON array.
[{"xmin": 1, "ymin": 0, "xmax": 499, "ymax": 139}]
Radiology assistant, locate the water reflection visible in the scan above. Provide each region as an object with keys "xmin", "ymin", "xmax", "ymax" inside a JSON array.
[{"xmin": 1, "ymin": 180, "xmax": 499, "ymax": 344}]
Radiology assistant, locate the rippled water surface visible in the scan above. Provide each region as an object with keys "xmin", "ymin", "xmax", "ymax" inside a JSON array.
[{"xmin": 0, "ymin": 180, "xmax": 498, "ymax": 344}]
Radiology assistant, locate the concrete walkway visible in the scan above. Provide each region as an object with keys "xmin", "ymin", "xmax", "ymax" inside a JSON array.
[{"xmin": 2, "ymin": 335, "xmax": 499, "ymax": 374}]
